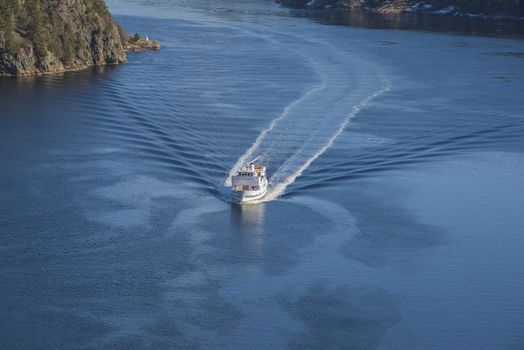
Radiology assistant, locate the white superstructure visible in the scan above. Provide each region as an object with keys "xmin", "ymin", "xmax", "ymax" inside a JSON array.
[{"xmin": 231, "ymin": 160, "xmax": 268, "ymax": 204}]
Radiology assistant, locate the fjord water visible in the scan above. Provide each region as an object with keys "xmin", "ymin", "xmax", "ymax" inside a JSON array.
[{"xmin": 1, "ymin": 0, "xmax": 524, "ymax": 348}]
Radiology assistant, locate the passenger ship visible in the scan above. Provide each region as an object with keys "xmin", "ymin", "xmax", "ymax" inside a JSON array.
[{"xmin": 231, "ymin": 158, "xmax": 268, "ymax": 204}]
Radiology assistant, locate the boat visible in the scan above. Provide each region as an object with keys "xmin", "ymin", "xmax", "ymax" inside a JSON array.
[{"xmin": 231, "ymin": 157, "xmax": 268, "ymax": 204}]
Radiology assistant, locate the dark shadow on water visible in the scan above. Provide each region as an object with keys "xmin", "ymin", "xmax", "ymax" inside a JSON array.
[
  {"xmin": 484, "ymin": 51, "xmax": 524, "ymax": 58},
  {"xmin": 0, "ymin": 65, "xmax": 124, "ymax": 118},
  {"xmin": 339, "ymin": 183, "xmax": 447, "ymax": 268},
  {"xmin": 278, "ymin": 283, "xmax": 401, "ymax": 350},
  {"xmin": 0, "ymin": 64, "xmax": 122, "ymax": 87}
]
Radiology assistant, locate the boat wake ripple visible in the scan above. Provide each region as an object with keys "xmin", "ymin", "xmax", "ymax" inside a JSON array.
[
  {"xmin": 224, "ymin": 65, "xmax": 327, "ymax": 187},
  {"xmin": 264, "ymin": 83, "xmax": 390, "ymax": 201},
  {"xmin": 225, "ymin": 37, "xmax": 390, "ymax": 202}
]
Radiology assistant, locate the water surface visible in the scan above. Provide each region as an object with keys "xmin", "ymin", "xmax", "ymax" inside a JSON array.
[{"xmin": 1, "ymin": 0, "xmax": 524, "ymax": 349}]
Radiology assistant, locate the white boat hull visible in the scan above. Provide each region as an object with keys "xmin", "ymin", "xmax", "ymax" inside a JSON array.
[
  {"xmin": 232, "ymin": 188, "xmax": 267, "ymax": 203},
  {"xmin": 231, "ymin": 178, "xmax": 268, "ymax": 204}
]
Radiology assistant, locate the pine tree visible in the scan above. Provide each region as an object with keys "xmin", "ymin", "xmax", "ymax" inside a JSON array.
[
  {"xmin": 63, "ymin": 23, "xmax": 75, "ymax": 66},
  {"xmin": 0, "ymin": 0, "xmax": 20, "ymax": 55},
  {"xmin": 5, "ymin": 13, "xmax": 19, "ymax": 54},
  {"xmin": 28, "ymin": 0, "xmax": 47, "ymax": 58}
]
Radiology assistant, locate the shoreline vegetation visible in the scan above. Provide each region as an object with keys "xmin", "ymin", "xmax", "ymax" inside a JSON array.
[
  {"xmin": 277, "ymin": 0, "xmax": 524, "ymax": 21},
  {"xmin": 0, "ymin": 0, "xmax": 159, "ymax": 77}
]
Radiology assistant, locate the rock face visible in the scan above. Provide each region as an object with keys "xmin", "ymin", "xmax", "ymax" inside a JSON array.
[
  {"xmin": 277, "ymin": 0, "xmax": 524, "ymax": 18},
  {"xmin": 0, "ymin": 0, "xmax": 127, "ymax": 76}
]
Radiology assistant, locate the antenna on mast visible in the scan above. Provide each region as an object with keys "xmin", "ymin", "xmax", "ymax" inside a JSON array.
[{"xmin": 247, "ymin": 156, "xmax": 260, "ymax": 165}]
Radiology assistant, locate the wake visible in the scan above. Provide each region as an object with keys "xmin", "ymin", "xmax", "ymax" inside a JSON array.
[
  {"xmin": 265, "ymin": 83, "xmax": 390, "ymax": 201},
  {"xmin": 225, "ymin": 37, "xmax": 390, "ymax": 202},
  {"xmin": 224, "ymin": 56, "xmax": 328, "ymax": 187}
]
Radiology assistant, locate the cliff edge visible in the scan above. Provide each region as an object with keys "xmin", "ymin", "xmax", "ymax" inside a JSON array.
[{"xmin": 0, "ymin": 0, "xmax": 128, "ymax": 76}]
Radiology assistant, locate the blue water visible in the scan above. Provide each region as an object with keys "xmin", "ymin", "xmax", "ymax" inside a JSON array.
[{"xmin": 1, "ymin": 1, "xmax": 524, "ymax": 348}]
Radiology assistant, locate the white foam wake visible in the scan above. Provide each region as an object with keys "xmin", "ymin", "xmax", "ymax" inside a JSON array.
[
  {"xmin": 224, "ymin": 71, "xmax": 327, "ymax": 186},
  {"xmin": 264, "ymin": 82, "xmax": 390, "ymax": 201},
  {"xmin": 224, "ymin": 27, "xmax": 391, "ymax": 202}
]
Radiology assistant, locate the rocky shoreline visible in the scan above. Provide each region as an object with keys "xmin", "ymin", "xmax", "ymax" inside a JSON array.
[
  {"xmin": 0, "ymin": 0, "xmax": 159, "ymax": 77},
  {"xmin": 277, "ymin": 0, "xmax": 524, "ymax": 21},
  {"xmin": 124, "ymin": 34, "xmax": 161, "ymax": 52}
]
